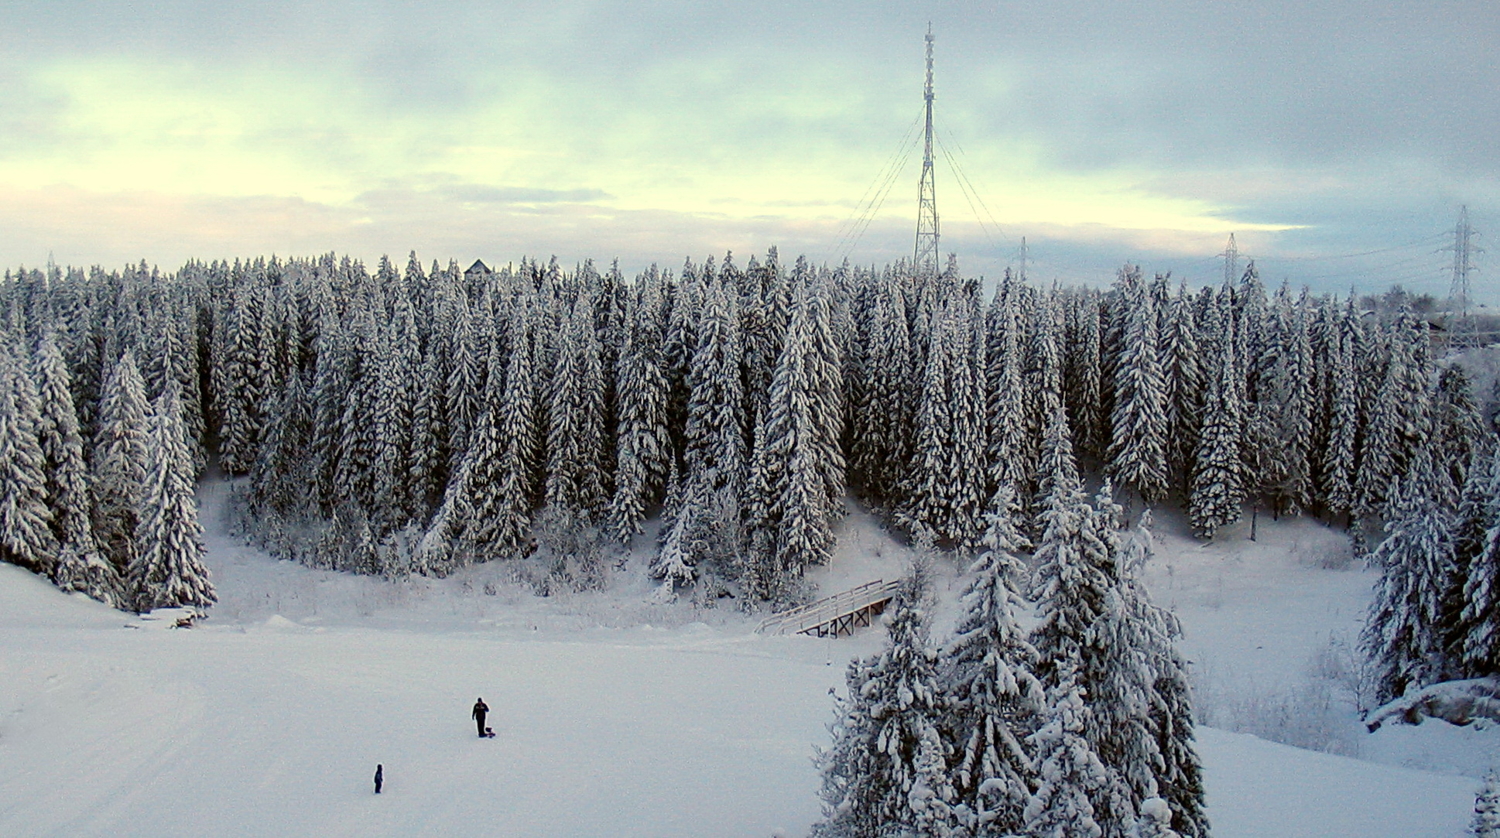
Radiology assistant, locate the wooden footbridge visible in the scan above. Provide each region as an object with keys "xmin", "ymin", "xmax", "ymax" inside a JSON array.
[{"xmin": 756, "ymin": 579, "xmax": 902, "ymax": 638}]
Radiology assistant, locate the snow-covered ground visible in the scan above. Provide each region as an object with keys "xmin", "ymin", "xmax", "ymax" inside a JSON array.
[{"xmin": 0, "ymin": 481, "xmax": 1494, "ymax": 837}]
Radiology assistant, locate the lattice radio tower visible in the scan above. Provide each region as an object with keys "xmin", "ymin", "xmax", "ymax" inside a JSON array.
[
  {"xmin": 1448, "ymin": 205, "xmax": 1482, "ymax": 348},
  {"xmin": 1222, "ymin": 232, "xmax": 1239, "ymax": 286},
  {"xmin": 914, "ymin": 24, "xmax": 940, "ymax": 278}
]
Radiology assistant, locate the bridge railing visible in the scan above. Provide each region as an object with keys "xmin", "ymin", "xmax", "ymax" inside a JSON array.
[{"xmin": 756, "ymin": 579, "xmax": 902, "ymax": 636}]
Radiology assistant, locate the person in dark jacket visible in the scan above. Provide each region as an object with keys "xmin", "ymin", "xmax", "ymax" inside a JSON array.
[
  {"xmin": 472, "ymin": 698, "xmax": 489, "ymax": 737},
  {"xmin": 374, "ymin": 764, "xmax": 383, "ymax": 794}
]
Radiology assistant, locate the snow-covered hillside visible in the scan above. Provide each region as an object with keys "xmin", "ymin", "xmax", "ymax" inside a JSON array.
[{"xmin": 0, "ymin": 480, "xmax": 1492, "ymax": 837}]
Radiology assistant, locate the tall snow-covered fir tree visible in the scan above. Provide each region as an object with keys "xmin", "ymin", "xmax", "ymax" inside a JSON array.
[
  {"xmin": 1361, "ymin": 448, "xmax": 1455, "ymax": 704},
  {"xmin": 1356, "ymin": 306, "xmax": 1432, "ymax": 520},
  {"xmin": 987, "ymin": 277, "xmax": 1032, "ymax": 497},
  {"xmin": 250, "ymin": 370, "xmax": 313, "ymax": 522},
  {"xmin": 1107, "ymin": 268, "xmax": 1169, "ymax": 505},
  {"xmin": 1460, "ymin": 457, "xmax": 1500, "ymax": 679},
  {"xmin": 35, "ymin": 333, "xmax": 123, "ymax": 606},
  {"xmin": 1248, "ymin": 284, "xmax": 1313, "ymax": 516},
  {"xmin": 682, "ymin": 279, "xmax": 747, "ymax": 498},
  {"xmin": 1065, "ymin": 289, "xmax": 1106, "ymax": 467},
  {"xmin": 369, "ymin": 304, "xmax": 419, "ymax": 530},
  {"xmin": 545, "ymin": 297, "xmax": 608, "ymax": 520},
  {"xmin": 1114, "ymin": 511, "xmax": 1209, "ymax": 838},
  {"xmin": 943, "ymin": 482, "xmax": 1044, "ymax": 835},
  {"xmin": 422, "ymin": 313, "xmax": 539, "ymax": 569},
  {"xmin": 92, "ymin": 350, "xmax": 151, "ymax": 575},
  {"xmin": 128, "ymin": 384, "xmax": 216, "ymax": 612},
  {"xmin": 903, "ymin": 298, "xmax": 985, "ymax": 547},
  {"xmin": 812, "ymin": 568, "xmax": 958, "ymax": 838},
  {"xmin": 1161, "ymin": 284, "xmax": 1202, "ymax": 494},
  {"xmin": 1319, "ymin": 300, "xmax": 1361, "ymax": 520},
  {"xmin": 853, "ymin": 271, "xmax": 914, "ymax": 504},
  {"xmin": 1030, "ymin": 404, "xmax": 1112, "ymax": 687},
  {"xmin": 1431, "ymin": 364, "xmax": 1484, "ymax": 506},
  {"xmin": 1189, "ymin": 299, "xmax": 1244, "ymax": 539},
  {"xmin": 0, "ymin": 345, "xmax": 57, "ymax": 577},
  {"xmin": 608, "ymin": 281, "xmax": 671, "ymax": 543},
  {"xmin": 747, "ymin": 277, "xmax": 840, "ymax": 603},
  {"xmin": 1022, "ymin": 668, "xmax": 1109, "ymax": 838}
]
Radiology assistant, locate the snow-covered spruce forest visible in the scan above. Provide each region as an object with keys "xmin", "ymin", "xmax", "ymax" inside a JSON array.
[{"xmin": 4, "ymin": 249, "xmax": 1500, "ymax": 836}]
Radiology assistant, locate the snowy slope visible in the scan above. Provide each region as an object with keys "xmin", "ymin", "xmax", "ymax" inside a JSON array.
[{"xmin": 0, "ymin": 481, "xmax": 1492, "ymax": 837}]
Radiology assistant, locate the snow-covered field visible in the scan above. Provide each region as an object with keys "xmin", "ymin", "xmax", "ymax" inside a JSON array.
[{"xmin": 0, "ymin": 481, "xmax": 1494, "ymax": 837}]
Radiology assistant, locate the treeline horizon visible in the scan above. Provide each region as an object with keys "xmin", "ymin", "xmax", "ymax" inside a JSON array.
[{"xmin": 0, "ymin": 246, "xmax": 1488, "ymax": 609}]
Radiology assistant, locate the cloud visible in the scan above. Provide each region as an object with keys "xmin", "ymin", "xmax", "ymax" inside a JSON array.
[
  {"xmin": 431, "ymin": 184, "xmax": 613, "ymax": 204},
  {"xmin": 0, "ymin": 0, "xmax": 1493, "ymax": 291}
]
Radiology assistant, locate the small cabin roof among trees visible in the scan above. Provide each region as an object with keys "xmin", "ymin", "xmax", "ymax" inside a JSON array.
[{"xmin": 466, "ymin": 259, "xmax": 490, "ymax": 276}]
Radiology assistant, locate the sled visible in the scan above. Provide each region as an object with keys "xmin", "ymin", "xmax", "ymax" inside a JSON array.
[{"xmin": 482, "ymin": 727, "xmax": 496, "ymax": 738}]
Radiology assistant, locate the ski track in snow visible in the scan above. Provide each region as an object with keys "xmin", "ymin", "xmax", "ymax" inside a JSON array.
[{"xmin": 0, "ymin": 480, "xmax": 1492, "ymax": 837}]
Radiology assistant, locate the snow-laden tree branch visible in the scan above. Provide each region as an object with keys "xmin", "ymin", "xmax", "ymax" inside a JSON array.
[{"xmin": 1364, "ymin": 677, "xmax": 1500, "ymax": 731}]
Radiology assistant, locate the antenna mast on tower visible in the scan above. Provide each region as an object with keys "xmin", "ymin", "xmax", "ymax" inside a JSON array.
[
  {"xmin": 1222, "ymin": 233, "xmax": 1239, "ymax": 286},
  {"xmin": 914, "ymin": 24, "xmax": 940, "ymax": 278}
]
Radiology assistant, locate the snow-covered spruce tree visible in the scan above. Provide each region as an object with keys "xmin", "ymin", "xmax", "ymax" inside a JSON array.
[
  {"xmin": 1115, "ymin": 512, "xmax": 1208, "ymax": 838},
  {"xmin": 423, "ymin": 314, "xmax": 540, "ymax": 570},
  {"xmin": 334, "ymin": 306, "xmax": 380, "ymax": 512},
  {"xmin": 1444, "ymin": 446, "xmax": 1499, "ymax": 673},
  {"xmin": 370, "ymin": 307, "xmax": 418, "ymax": 531},
  {"xmin": 811, "ymin": 568, "xmax": 958, "ymax": 837},
  {"xmin": 1361, "ymin": 449, "xmax": 1455, "ymax": 704},
  {"xmin": 854, "ymin": 272, "xmax": 914, "ymax": 505},
  {"xmin": 1027, "ymin": 291, "xmax": 1065, "ymax": 501},
  {"xmin": 683, "ymin": 279, "xmax": 746, "ymax": 498},
  {"xmin": 1319, "ymin": 300, "xmax": 1361, "ymax": 521},
  {"xmin": 1475, "ymin": 771, "xmax": 1500, "ymax": 838},
  {"xmin": 407, "ymin": 346, "xmax": 445, "ymax": 517},
  {"xmin": 747, "ymin": 279, "xmax": 838, "ymax": 603},
  {"xmin": 1074, "ymin": 487, "xmax": 1164, "ymax": 838},
  {"xmin": 1189, "ymin": 300, "xmax": 1244, "ymax": 540},
  {"xmin": 35, "ymin": 334, "xmax": 122, "ymax": 605},
  {"xmin": 0, "ymin": 346, "xmax": 57, "ymax": 576},
  {"xmin": 249, "ymin": 370, "xmax": 313, "ymax": 523},
  {"xmin": 1030, "ymin": 404, "xmax": 1111, "ymax": 687},
  {"xmin": 217, "ymin": 282, "xmax": 271, "ymax": 474},
  {"xmin": 307, "ymin": 310, "xmax": 349, "ymax": 515},
  {"xmin": 903, "ymin": 298, "xmax": 986, "ymax": 546},
  {"xmin": 1460, "ymin": 461, "xmax": 1500, "ymax": 679},
  {"xmin": 143, "ymin": 298, "xmax": 205, "ymax": 475},
  {"xmin": 92, "ymin": 350, "xmax": 151, "ymax": 575},
  {"xmin": 1356, "ymin": 306, "xmax": 1433, "ymax": 520},
  {"xmin": 444, "ymin": 295, "xmax": 485, "ymax": 472},
  {"xmin": 947, "ymin": 295, "xmax": 989, "ymax": 548},
  {"xmin": 1161, "ymin": 283, "xmax": 1202, "ymax": 495},
  {"xmin": 608, "ymin": 281, "xmax": 671, "ymax": 543},
  {"xmin": 128, "ymin": 384, "xmax": 215, "ymax": 612},
  {"xmin": 987, "ymin": 277, "xmax": 1032, "ymax": 497},
  {"xmin": 1023, "ymin": 667, "xmax": 1109, "ymax": 838},
  {"xmin": 1248, "ymin": 284, "xmax": 1314, "ymax": 517},
  {"xmin": 545, "ymin": 297, "xmax": 608, "ymax": 521},
  {"xmin": 943, "ymin": 482, "xmax": 1044, "ymax": 834},
  {"xmin": 652, "ymin": 280, "xmax": 748, "ymax": 593},
  {"xmin": 649, "ymin": 465, "xmax": 698, "ymax": 595},
  {"xmin": 1065, "ymin": 289, "xmax": 1106, "ymax": 467},
  {"xmin": 802, "ymin": 266, "xmax": 848, "ymax": 512},
  {"xmin": 1432, "ymin": 364, "xmax": 1485, "ymax": 506},
  {"xmin": 1107, "ymin": 269, "xmax": 1169, "ymax": 506}
]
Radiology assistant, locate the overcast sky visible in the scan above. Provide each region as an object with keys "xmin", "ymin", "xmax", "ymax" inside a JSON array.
[{"xmin": 2, "ymin": 1, "xmax": 1495, "ymax": 298}]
